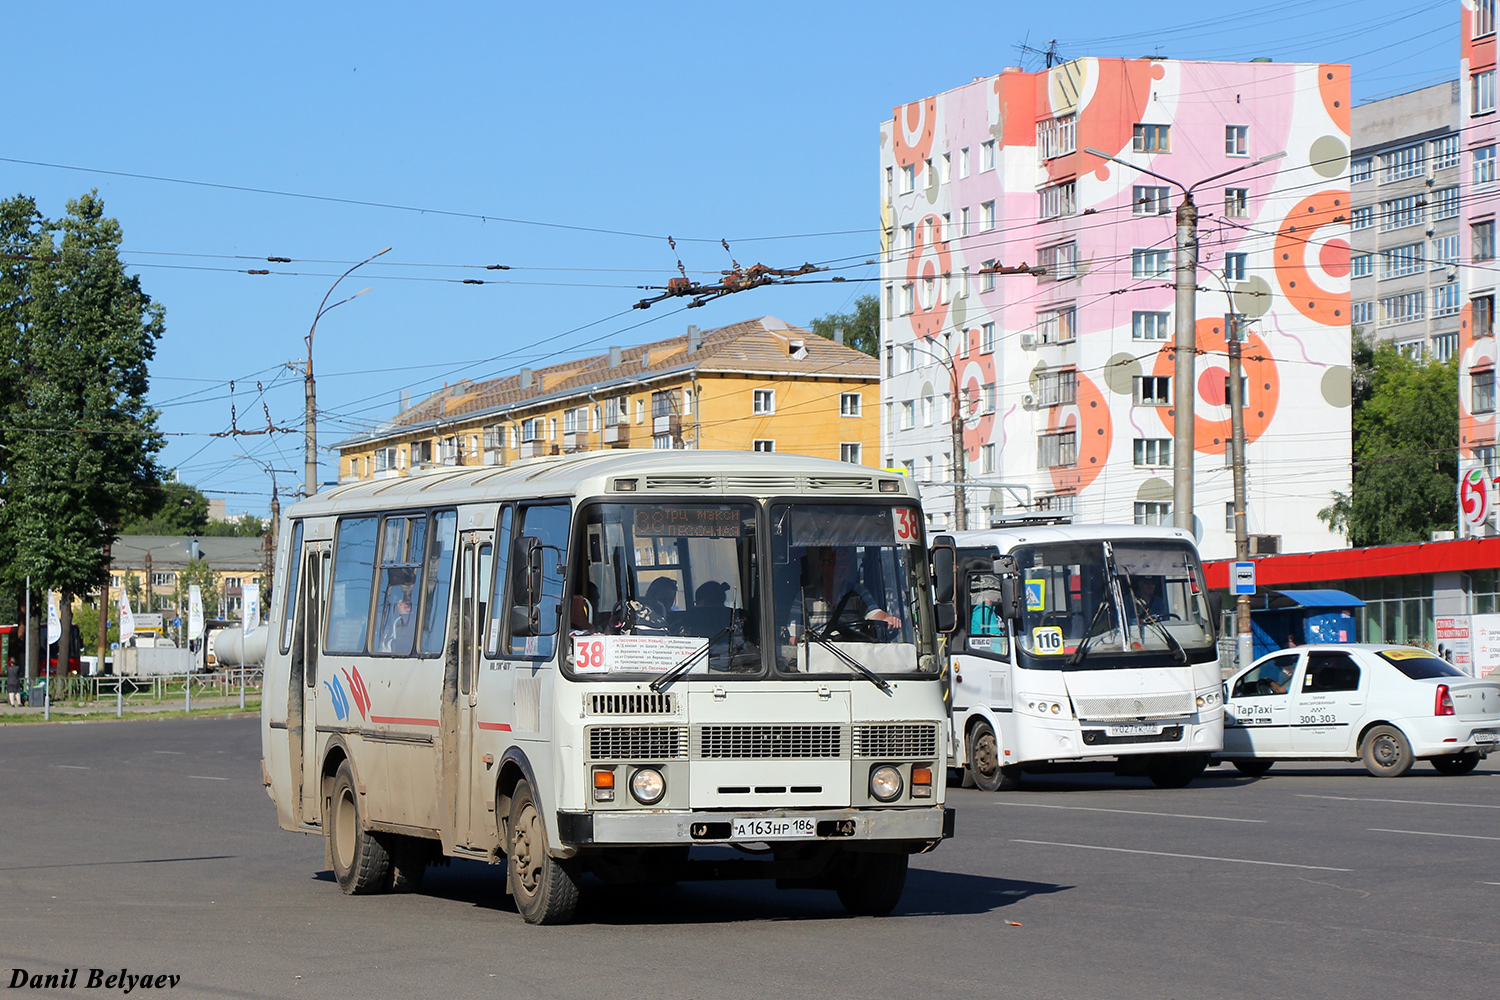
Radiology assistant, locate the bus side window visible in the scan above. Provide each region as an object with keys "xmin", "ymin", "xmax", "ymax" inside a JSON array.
[
  {"xmin": 325, "ymin": 516, "xmax": 379, "ymax": 654},
  {"xmin": 964, "ymin": 571, "xmax": 1010, "ymax": 658},
  {"xmin": 418, "ymin": 510, "xmax": 458, "ymax": 656},
  {"xmin": 484, "ymin": 507, "xmax": 514, "ymax": 658},
  {"xmin": 279, "ymin": 520, "xmax": 304, "ymax": 655},
  {"xmin": 510, "ymin": 503, "xmax": 571, "ymax": 659}
]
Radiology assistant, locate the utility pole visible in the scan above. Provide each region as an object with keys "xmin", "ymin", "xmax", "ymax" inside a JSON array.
[
  {"xmin": 98, "ymin": 540, "xmax": 111, "ymax": 676},
  {"xmin": 304, "ymin": 247, "xmax": 390, "ymax": 498},
  {"xmin": 1084, "ymin": 147, "xmax": 1284, "ymax": 535},
  {"xmin": 907, "ymin": 340, "xmax": 967, "ymax": 530},
  {"xmin": 1227, "ymin": 316, "xmax": 1253, "ymax": 670}
]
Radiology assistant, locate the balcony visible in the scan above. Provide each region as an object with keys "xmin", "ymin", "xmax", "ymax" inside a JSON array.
[
  {"xmin": 603, "ymin": 425, "xmax": 630, "ymax": 446},
  {"xmin": 653, "ymin": 415, "xmax": 682, "ymax": 436}
]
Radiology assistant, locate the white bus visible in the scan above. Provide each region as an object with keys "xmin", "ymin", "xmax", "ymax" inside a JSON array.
[
  {"xmin": 260, "ymin": 451, "xmax": 954, "ymax": 923},
  {"xmin": 940, "ymin": 523, "xmax": 1224, "ymax": 790}
]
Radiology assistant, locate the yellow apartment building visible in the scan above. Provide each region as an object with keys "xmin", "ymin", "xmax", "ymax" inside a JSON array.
[{"xmin": 332, "ymin": 316, "xmax": 879, "ymax": 479}]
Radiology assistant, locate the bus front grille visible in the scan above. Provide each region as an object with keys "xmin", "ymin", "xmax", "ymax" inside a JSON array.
[
  {"xmin": 588, "ymin": 692, "xmax": 676, "ymax": 716},
  {"xmin": 587, "ymin": 726, "xmax": 689, "ymax": 760},
  {"xmin": 696, "ymin": 724, "xmax": 843, "ymax": 759},
  {"xmin": 1072, "ymin": 693, "xmax": 1195, "ymax": 721},
  {"xmin": 853, "ymin": 723, "xmax": 939, "ymax": 759}
]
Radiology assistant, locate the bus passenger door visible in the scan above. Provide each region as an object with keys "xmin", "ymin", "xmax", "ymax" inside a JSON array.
[
  {"xmin": 455, "ymin": 533, "xmax": 492, "ymax": 847},
  {"xmin": 299, "ymin": 541, "xmax": 330, "ymax": 825}
]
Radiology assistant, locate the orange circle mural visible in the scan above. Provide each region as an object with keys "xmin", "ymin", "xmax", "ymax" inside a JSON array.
[
  {"xmin": 1046, "ymin": 371, "xmax": 1112, "ymax": 494},
  {"xmin": 907, "ymin": 214, "xmax": 951, "ymax": 341},
  {"xmin": 1152, "ymin": 317, "xmax": 1280, "ymax": 453},
  {"xmin": 1274, "ymin": 190, "xmax": 1350, "ymax": 326},
  {"xmin": 892, "ymin": 98, "xmax": 935, "ymax": 168}
]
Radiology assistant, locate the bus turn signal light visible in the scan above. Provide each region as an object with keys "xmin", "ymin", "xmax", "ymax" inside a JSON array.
[
  {"xmin": 911, "ymin": 766, "xmax": 933, "ymax": 799},
  {"xmin": 593, "ymin": 768, "xmax": 616, "ymax": 802}
]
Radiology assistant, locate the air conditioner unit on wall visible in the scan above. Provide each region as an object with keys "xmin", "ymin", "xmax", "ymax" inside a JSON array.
[
  {"xmin": 1249, "ymin": 534, "xmax": 1280, "ymax": 556},
  {"xmin": 1019, "ymin": 333, "xmax": 1037, "ymax": 349},
  {"xmin": 1021, "ymin": 393, "xmax": 1036, "ymax": 409}
]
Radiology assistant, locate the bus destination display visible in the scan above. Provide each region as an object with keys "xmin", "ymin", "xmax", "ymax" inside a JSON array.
[{"xmin": 632, "ymin": 506, "xmax": 743, "ymax": 538}]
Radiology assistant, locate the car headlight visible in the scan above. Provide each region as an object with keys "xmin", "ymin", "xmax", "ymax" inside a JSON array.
[
  {"xmin": 630, "ymin": 767, "xmax": 665, "ymax": 805},
  {"xmin": 870, "ymin": 765, "xmax": 904, "ymax": 802}
]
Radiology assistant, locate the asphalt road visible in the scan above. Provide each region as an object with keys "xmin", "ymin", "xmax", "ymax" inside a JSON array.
[{"xmin": 1, "ymin": 717, "xmax": 1495, "ymax": 999}]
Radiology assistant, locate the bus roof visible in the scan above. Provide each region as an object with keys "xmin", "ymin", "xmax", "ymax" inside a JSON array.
[
  {"xmin": 943, "ymin": 523, "xmax": 1200, "ymax": 554},
  {"xmin": 286, "ymin": 450, "xmax": 919, "ymax": 519}
]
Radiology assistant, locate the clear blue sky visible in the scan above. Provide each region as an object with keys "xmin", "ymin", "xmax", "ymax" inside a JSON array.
[{"xmin": 1, "ymin": 1, "xmax": 1458, "ymax": 515}]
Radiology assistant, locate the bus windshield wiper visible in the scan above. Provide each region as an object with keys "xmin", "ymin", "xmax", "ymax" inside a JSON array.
[
  {"xmin": 1135, "ymin": 606, "xmax": 1188, "ymax": 663},
  {"xmin": 804, "ymin": 631, "xmax": 894, "ymax": 696},
  {"xmin": 649, "ymin": 625, "xmax": 731, "ymax": 692},
  {"xmin": 1066, "ymin": 599, "xmax": 1112, "ymax": 667}
]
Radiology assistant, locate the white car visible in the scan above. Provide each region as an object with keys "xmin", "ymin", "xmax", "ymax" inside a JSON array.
[{"xmin": 1217, "ymin": 644, "xmax": 1499, "ymax": 777}]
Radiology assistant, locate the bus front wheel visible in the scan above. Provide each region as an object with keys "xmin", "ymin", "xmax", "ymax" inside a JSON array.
[
  {"xmin": 968, "ymin": 720, "xmax": 1020, "ymax": 792},
  {"xmin": 833, "ymin": 851, "xmax": 908, "ymax": 916},
  {"xmin": 506, "ymin": 780, "xmax": 581, "ymax": 924},
  {"xmin": 1146, "ymin": 753, "xmax": 1209, "ymax": 788},
  {"xmin": 328, "ymin": 761, "xmax": 391, "ymax": 894}
]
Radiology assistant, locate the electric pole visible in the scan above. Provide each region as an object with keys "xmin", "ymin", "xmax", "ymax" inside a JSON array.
[
  {"xmin": 1173, "ymin": 193, "xmax": 1199, "ymax": 533},
  {"xmin": 1227, "ymin": 316, "xmax": 1253, "ymax": 670}
]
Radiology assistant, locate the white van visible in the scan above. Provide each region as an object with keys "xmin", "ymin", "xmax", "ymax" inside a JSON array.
[{"xmin": 1217, "ymin": 644, "xmax": 1499, "ymax": 777}]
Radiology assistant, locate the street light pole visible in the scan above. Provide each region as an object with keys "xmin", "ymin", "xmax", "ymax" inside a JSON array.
[
  {"xmin": 304, "ymin": 247, "xmax": 391, "ymax": 499},
  {"xmin": 1083, "ymin": 148, "xmax": 1284, "ymax": 534}
]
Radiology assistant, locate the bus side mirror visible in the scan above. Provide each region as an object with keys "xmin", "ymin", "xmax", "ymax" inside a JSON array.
[
  {"xmin": 930, "ymin": 537, "xmax": 957, "ymax": 634},
  {"xmin": 509, "ymin": 537, "xmax": 543, "ymax": 637},
  {"xmin": 993, "ymin": 556, "xmax": 1023, "ymax": 622}
]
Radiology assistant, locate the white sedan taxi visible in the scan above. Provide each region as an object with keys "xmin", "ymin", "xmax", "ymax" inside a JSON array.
[{"xmin": 1217, "ymin": 644, "xmax": 1499, "ymax": 777}]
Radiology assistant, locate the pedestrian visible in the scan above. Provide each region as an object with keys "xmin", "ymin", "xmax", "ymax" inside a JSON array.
[{"xmin": 6, "ymin": 622, "xmax": 25, "ymax": 707}]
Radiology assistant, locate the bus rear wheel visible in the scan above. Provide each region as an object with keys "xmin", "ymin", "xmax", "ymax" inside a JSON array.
[
  {"xmin": 328, "ymin": 761, "xmax": 390, "ymax": 894},
  {"xmin": 1146, "ymin": 753, "xmax": 1209, "ymax": 788},
  {"xmin": 507, "ymin": 780, "xmax": 581, "ymax": 924},
  {"xmin": 968, "ymin": 720, "xmax": 1020, "ymax": 792},
  {"xmin": 833, "ymin": 851, "xmax": 908, "ymax": 917}
]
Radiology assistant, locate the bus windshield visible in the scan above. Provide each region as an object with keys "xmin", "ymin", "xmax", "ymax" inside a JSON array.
[
  {"xmin": 567, "ymin": 502, "xmax": 762, "ymax": 677},
  {"xmin": 770, "ymin": 503, "xmax": 936, "ymax": 677},
  {"xmin": 1013, "ymin": 540, "xmax": 1215, "ymax": 668}
]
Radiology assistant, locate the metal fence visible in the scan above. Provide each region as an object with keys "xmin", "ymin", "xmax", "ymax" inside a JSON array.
[{"xmin": 25, "ymin": 669, "xmax": 263, "ymax": 718}]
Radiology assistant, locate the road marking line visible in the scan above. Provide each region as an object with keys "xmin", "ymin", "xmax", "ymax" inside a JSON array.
[
  {"xmin": 1011, "ymin": 839, "xmax": 1353, "ymax": 872},
  {"xmin": 1369, "ymin": 828, "xmax": 1500, "ymax": 842},
  {"xmin": 153, "ymin": 751, "xmax": 184, "ymax": 755},
  {"xmin": 188, "ymin": 775, "xmax": 228, "ymax": 781},
  {"xmin": 1298, "ymin": 794, "xmax": 1500, "ymax": 810},
  {"xmin": 55, "ymin": 765, "xmax": 89, "ymax": 770},
  {"xmin": 994, "ymin": 801, "xmax": 1265, "ymax": 824},
  {"xmin": 1482, "ymin": 882, "xmax": 1500, "ymax": 886}
]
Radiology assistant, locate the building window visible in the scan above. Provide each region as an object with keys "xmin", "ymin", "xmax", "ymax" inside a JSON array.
[
  {"xmin": 1223, "ymin": 188, "xmax": 1249, "ymax": 218},
  {"xmin": 1476, "ymin": 146, "xmax": 1497, "ymax": 185},
  {"xmin": 940, "ymin": 153, "xmax": 951, "ymax": 182},
  {"xmin": 900, "ymin": 223, "xmax": 915, "ymax": 250},
  {"xmin": 840, "ymin": 443, "xmax": 862, "ymax": 464},
  {"xmin": 924, "ymin": 157, "xmax": 936, "ymax": 186},
  {"xmin": 901, "ymin": 283, "xmax": 915, "ymax": 314},
  {"xmin": 1352, "ymin": 300, "xmax": 1374, "ymax": 326},
  {"xmin": 959, "ymin": 147, "xmax": 970, "ymax": 177},
  {"xmin": 1476, "ymin": 294, "xmax": 1496, "ymax": 338},
  {"xmin": 1134, "ymin": 375, "xmax": 1171, "ymax": 406},
  {"xmin": 1225, "ymin": 125, "xmax": 1249, "ymax": 157},
  {"xmin": 1474, "ymin": 370, "xmax": 1496, "ymax": 414},
  {"xmin": 1434, "ymin": 333, "xmax": 1459, "ymax": 362},
  {"xmin": 1351, "ymin": 206, "xmax": 1373, "ymax": 230},
  {"xmin": 840, "ymin": 392, "xmax": 862, "ymax": 417},
  {"xmin": 1433, "ymin": 234, "xmax": 1460, "ymax": 267},
  {"xmin": 1133, "ymin": 124, "xmax": 1170, "ymax": 153},
  {"xmin": 1479, "ymin": 0, "xmax": 1497, "ymax": 37},
  {"xmin": 1380, "ymin": 243, "xmax": 1424, "ymax": 280},
  {"xmin": 1037, "ymin": 114, "xmax": 1077, "ymax": 160},
  {"xmin": 1036, "ymin": 306, "xmax": 1077, "ymax": 345},
  {"xmin": 1133, "ymin": 311, "xmax": 1170, "ymax": 340},
  {"xmin": 1133, "ymin": 185, "xmax": 1171, "ymax": 215},
  {"xmin": 1038, "ymin": 182, "xmax": 1076, "ymax": 220},
  {"xmin": 411, "ymin": 441, "xmax": 433, "ymax": 465},
  {"xmin": 1351, "ymin": 158, "xmax": 1372, "ymax": 183},
  {"xmin": 1037, "ymin": 432, "xmax": 1076, "ymax": 469},
  {"xmin": 1037, "ymin": 241, "xmax": 1078, "ymax": 280},
  {"xmin": 1133, "ymin": 438, "xmax": 1172, "ymax": 467},
  {"xmin": 1134, "ymin": 501, "xmax": 1172, "ymax": 526},
  {"xmin": 1035, "ymin": 369, "xmax": 1077, "ymax": 407},
  {"xmin": 1434, "ymin": 186, "xmax": 1460, "ymax": 220},
  {"xmin": 1475, "ymin": 70, "xmax": 1496, "ymax": 115},
  {"xmin": 1132, "ymin": 248, "xmax": 1171, "ymax": 280},
  {"xmin": 1380, "ymin": 195, "xmax": 1424, "ymax": 232},
  {"xmin": 900, "ymin": 164, "xmax": 915, "ymax": 194},
  {"xmin": 374, "ymin": 446, "xmax": 398, "ymax": 471},
  {"xmin": 752, "ymin": 439, "xmax": 775, "ymax": 453},
  {"xmin": 979, "ymin": 443, "xmax": 996, "ymax": 474},
  {"xmin": 1432, "ymin": 136, "xmax": 1460, "ymax": 170},
  {"xmin": 980, "ymin": 261, "xmax": 997, "ymax": 293},
  {"xmin": 152, "ymin": 572, "xmax": 175, "ymax": 588},
  {"xmin": 921, "ymin": 394, "xmax": 934, "ymax": 426},
  {"xmin": 1435, "ymin": 283, "xmax": 1462, "ymax": 317},
  {"xmin": 981, "ymin": 385, "xmax": 996, "ymax": 414},
  {"xmin": 959, "ymin": 206, "xmax": 970, "ymax": 237},
  {"xmin": 1037, "ymin": 493, "xmax": 1076, "ymax": 514},
  {"xmin": 1381, "ymin": 144, "xmax": 1424, "ymax": 183},
  {"xmin": 1351, "ymin": 254, "xmax": 1372, "ymax": 278},
  {"xmin": 903, "ymin": 344, "xmax": 916, "ymax": 371},
  {"xmin": 980, "ymin": 200, "xmax": 996, "ymax": 231},
  {"xmin": 981, "ymin": 140, "xmax": 996, "ymax": 170},
  {"xmin": 752, "ymin": 389, "xmax": 775, "ymax": 415},
  {"xmin": 1479, "ymin": 221, "xmax": 1499, "ymax": 264},
  {"xmin": 1225, "ymin": 502, "xmax": 1239, "ymax": 532},
  {"xmin": 1224, "ymin": 252, "xmax": 1248, "ymax": 281},
  {"xmin": 1378, "ymin": 291, "xmax": 1426, "ymax": 325},
  {"xmin": 981, "ymin": 322, "xmax": 996, "ymax": 353},
  {"xmin": 899, "ymin": 401, "xmax": 915, "ymax": 430}
]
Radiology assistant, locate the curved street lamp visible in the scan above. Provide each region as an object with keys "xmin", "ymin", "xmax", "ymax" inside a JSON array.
[{"xmin": 304, "ymin": 247, "xmax": 391, "ymax": 498}]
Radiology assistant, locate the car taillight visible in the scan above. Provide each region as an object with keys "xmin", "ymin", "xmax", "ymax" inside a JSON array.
[{"xmin": 1435, "ymin": 684, "xmax": 1455, "ymax": 716}]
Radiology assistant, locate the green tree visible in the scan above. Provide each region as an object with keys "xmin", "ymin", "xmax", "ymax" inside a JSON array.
[
  {"xmin": 0, "ymin": 192, "xmax": 166, "ymax": 672},
  {"xmin": 118, "ymin": 479, "xmax": 210, "ymax": 535},
  {"xmin": 807, "ymin": 293, "xmax": 879, "ymax": 357},
  {"xmin": 198, "ymin": 512, "xmax": 266, "ymax": 537},
  {"xmin": 1319, "ymin": 340, "xmax": 1458, "ymax": 546}
]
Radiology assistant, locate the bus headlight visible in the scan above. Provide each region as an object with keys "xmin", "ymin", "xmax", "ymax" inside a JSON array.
[
  {"xmin": 869, "ymin": 765, "xmax": 903, "ymax": 802},
  {"xmin": 630, "ymin": 767, "xmax": 665, "ymax": 805}
]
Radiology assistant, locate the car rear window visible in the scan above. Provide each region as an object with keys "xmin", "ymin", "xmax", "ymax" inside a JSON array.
[{"xmin": 1377, "ymin": 649, "xmax": 1466, "ymax": 679}]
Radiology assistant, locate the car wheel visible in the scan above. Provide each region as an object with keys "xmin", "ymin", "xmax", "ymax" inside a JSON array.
[
  {"xmin": 1232, "ymin": 760, "xmax": 1274, "ymax": 777},
  {"xmin": 1360, "ymin": 725, "xmax": 1414, "ymax": 778},
  {"xmin": 1147, "ymin": 753, "xmax": 1209, "ymax": 788},
  {"xmin": 1430, "ymin": 752, "xmax": 1481, "ymax": 776},
  {"xmin": 967, "ymin": 720, "xmax": 1020, "ymax": 792}
]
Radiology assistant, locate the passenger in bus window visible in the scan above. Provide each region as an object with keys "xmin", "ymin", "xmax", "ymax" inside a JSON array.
[{"xmin": 378, "ymin": 590, "xmax": 416, "ymax": 655}]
